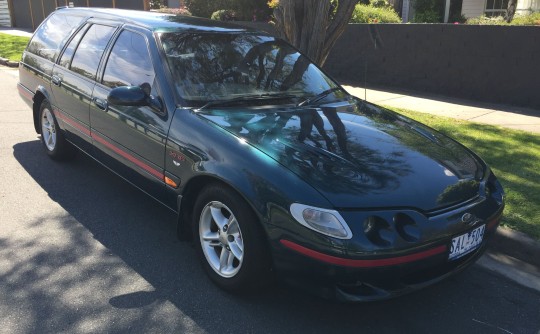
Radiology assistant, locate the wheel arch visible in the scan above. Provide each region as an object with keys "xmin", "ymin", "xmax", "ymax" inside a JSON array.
[
  {"xmin": 32, "ymin": 86, "xmax": 53, "ymax": 134},
  {"xmin": 176, "ymin": 174, "xmax": 268, "ymax": 243}
]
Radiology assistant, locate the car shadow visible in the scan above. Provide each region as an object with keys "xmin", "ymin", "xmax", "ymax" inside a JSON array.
[{"xmin": 11, "ymin": 140, "xmax": 539, "ymax": 333}]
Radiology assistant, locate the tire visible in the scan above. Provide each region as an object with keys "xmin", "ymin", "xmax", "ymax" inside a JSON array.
[
  {"xmin": 39, "ymin": 100, "xmax": 77, "ymax": 161},
  {"xmin": 192, "ymin": 184, "xmax": 272, "ymax": 292}
]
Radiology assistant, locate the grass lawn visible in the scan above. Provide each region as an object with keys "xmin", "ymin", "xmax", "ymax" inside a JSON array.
[
  {"xmin": 389, "ymin": 107, "xmax": 540, "ymax": 240},
  {"xmin": 0, "ymin": 33, "xmax": 30, "ymax": 62}
]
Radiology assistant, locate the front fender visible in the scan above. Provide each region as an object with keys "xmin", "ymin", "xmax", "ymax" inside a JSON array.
[
  {"xmin": 167, "ymin": 108, "xmax": 332, "ymax": 217},
  {"xmin": 166, "ymin": 108, "xmax": 336, "ymax": 247}
]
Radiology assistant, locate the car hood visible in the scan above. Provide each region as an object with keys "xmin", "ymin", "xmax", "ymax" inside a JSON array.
[{"xmin": 198, "ymin": 100, "xmax": 485, "ymax": 212}]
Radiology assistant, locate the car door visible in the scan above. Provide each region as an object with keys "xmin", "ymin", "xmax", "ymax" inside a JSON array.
[
  {"xmin": 50, "ymin": 22, "xmax": 117, "ymax": 151},
  {"xmin": 90, "ymin": 28, "xmax": 176, "ymax": 209}
]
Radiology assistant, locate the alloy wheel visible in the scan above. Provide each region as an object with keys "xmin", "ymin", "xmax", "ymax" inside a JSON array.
[
  {"xmin": 199, "ymin": 201, "xmax": 244, "ymax": 278},
  {"xmin": 41, "ymin": 108, "xmax": 57, "ymax": 151}
]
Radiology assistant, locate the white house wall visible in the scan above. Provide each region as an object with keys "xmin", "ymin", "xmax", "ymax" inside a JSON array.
[
  {"xmin": 462, "ymin": 0, "xmax": 539, "ymax": 18},
  {"xmin": 461, "ymin": 0, "xmax": 486, "ymax": 18},
  {"xmin": 0, "ymin": 0, "xmax": 11, "ymax": 27},
  {"xmin": 516, "ymin": 0, "xmax": 540, "ymax": 13},
  {"xmin": 167, "ymin": 0, "xmax": 181, "ymax": 7}
]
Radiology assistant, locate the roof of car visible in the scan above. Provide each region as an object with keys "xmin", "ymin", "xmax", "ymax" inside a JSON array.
[{"xmin": 55, "ymin": 7, "xmax": 260, "ymax": 33}]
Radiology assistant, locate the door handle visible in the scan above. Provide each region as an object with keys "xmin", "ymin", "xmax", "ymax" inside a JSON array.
[
  {"xmin": 94, "ymin": 98, "xmax": 108, "ymax": 111},
  {"xmin": 51, "ymin": 75, "xmax": 62, "ymax": 87}
]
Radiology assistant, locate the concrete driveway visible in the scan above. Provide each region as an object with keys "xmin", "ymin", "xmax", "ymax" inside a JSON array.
[{"xmin": 1, "ymin": 67, "xmax": 539, "ymax": 334}]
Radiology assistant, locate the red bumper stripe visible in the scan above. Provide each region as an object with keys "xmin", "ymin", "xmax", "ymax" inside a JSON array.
[
  {"xmin": 486, "ymin": 214, "xmax": 502, "ymax": 230},
  {"xmin": 55, "ymin": 110, "xmax": 91, "ymax": 137},
  {"xmin": 280, "ymin": 239, "xmax": 447, "ymax": 268},
  {"xmin": 92, "ymin": 132, "xmax": 164, "ymax": 180},
  {"xmin": 54, "ymin": 109, "xmax": 164, "ymax": 181},
  {"xmin": 17, "ymin": 84, "xmax": 34, "ymax": 101}
]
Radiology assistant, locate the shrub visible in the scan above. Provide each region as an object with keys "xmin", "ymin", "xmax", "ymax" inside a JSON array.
[
  {"xmin": 149, "ymin": 0, "xmax": 163, "ymax": 10},
  {"xmin": 511, "ymin": 11, "xmax": 540, "ymax": 25},
  {"xmin": 267, "ymin": 0, "xmax": 279, "ymax": 9},
  {"xmin": 449, "ymin": 12, "xmax": 467, "ymax": 23},
  {"xmin": 157, "ymin": 7, "xmax": 192, "ymax": 16},
  {"xmin": 211, "ymin": 9, "xmax": 238, "ymax": 21},
  {"xmin": 466, "ymin": 15, "xmax": 508, "ymax": 25},
  {"xmin": 186, "ymin": 0, "xmax": 270, "ymax": 20},
  {"xmin": 413, "ymin": 10, "xmax": 441, "ymax": 23},
  {"xmin": 370, "ymin": 0, "xmax": 391, "ymax": 8},
  {"xmin": 412, "ymin": 0, "xmax": 443, "ymax": 23},
  {"xmin": 350, "ymin": 3, "xmax": 401, "ymax": 23},
  {"xmin": 466, "ymin": 12, "xmax": 540, "ymax": 25}
]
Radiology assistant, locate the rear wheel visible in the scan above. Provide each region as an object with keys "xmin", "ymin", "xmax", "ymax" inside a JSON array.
[
  {"xmin": 193, "ymin": 184, "xmax": 271, "ymax": 291},
  {"xmin": 39, "ymin": 100, "xmax": 76, "ymax": 160}
]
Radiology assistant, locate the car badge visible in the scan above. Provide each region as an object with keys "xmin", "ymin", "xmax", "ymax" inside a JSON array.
[{"xmin": 461, "ymin": 213, "xmax": 474, "ymax": 225}]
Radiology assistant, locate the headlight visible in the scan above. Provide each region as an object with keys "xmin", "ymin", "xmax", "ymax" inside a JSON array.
[{"xmin": 290, "ymin": 203, "xmax": 353, "ymax": 239}]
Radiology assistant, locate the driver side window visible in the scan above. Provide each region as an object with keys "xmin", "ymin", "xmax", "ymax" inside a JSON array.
[{"xmin": 102, "ymin": 30, "xmax": 156, "ymax": 91}]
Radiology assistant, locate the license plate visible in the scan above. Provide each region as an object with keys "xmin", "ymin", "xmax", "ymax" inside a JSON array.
[{"xmin": 449, "ymin": 224, "xmax": 485, "ymax": 260}]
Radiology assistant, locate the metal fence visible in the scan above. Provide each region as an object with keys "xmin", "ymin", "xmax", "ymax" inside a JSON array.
[
  {"xmin": 8, "ymin": 0, "xmax": 149, "ymax": 30},
  {"xmin": 239, "ymin": 22, "xmax": 539, "ymax": 110}
]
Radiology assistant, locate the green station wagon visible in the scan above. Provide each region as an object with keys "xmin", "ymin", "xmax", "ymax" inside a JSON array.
[{"xmin": 18, "ymin": 7, "xmax": 505, "ymax": 301}]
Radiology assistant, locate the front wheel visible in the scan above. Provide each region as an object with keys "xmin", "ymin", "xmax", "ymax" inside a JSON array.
[
  {"xmin": 39, "ymin": 100, "xmax": 76, "ymax": 160},
  {"xmin": 193, "ymin": 184, "xmax": 272, "ymax": 292}
]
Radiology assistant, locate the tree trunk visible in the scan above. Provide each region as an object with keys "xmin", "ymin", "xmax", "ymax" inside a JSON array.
[
  {"xmin": 272, "ymin": 0, "xmax": 358, "ymax": 67},
  {"xmin": 504, "ymin": 0, "xmax": 517, "ymax": 23}
]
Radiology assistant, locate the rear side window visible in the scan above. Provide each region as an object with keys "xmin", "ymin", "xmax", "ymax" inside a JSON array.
[
  {"xmin": 27, "ymin": 13, "xmax": 84, "ymax": 62},
  {"xmin": 102, "ymin": 30, "xmax": 155, "ymax": 88},
  {"xmin": 59, "ymin": 24, "xmax": 89, "ymax": 68},
  {"xmin": 70, "ymin": 24, "xmax": 116, "ymax": 81}
]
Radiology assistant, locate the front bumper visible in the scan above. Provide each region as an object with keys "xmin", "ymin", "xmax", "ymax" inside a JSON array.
[{"xmin": 268, "ymin": 208, "xmax": 502, "ymax": 302}]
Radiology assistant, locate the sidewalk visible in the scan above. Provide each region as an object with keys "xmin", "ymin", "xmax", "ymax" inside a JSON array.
[
  {"xmin": 343, "ymin": 85, "xmax": 540, "ymax": 134},
  {"xmin": 0, "ymin": 27, "xmax": 32, "ymax": 37}
]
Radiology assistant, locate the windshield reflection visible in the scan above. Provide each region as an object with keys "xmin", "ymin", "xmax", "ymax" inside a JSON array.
[{"xmin": 159, "ymin": 32, "xmax": 339, "ymax": 106}]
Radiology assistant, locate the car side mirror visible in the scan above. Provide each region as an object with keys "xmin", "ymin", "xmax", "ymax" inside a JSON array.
[{"xmin": 108, "ymin": 86, "xmax": 148, "ymax": 107}]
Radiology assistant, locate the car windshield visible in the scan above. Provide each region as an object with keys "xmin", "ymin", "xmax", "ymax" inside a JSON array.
[{"xmin": 159, "ymin": 32, "xmax": 342, "ymax": 107}]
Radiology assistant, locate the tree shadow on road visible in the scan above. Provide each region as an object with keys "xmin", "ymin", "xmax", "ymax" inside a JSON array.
[{"xmin": 8, "ymin": 140, "xmax": 540, "ymax": 333}]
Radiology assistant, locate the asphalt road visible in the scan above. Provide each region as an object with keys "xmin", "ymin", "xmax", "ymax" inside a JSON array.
[{"xmin": 1, "ymin": 67, "xmax": 539, "ymax": 334}]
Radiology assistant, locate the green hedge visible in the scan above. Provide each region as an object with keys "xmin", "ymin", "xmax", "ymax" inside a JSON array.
[
  {"xmin": 157, "ymin": 7, "xmax": 192, "ymax": 15},
  {"xmin": 350, "ymin": 3, "xmax": 401, "ymax": 23},
  {"xmin": 466, "ymin": 12, "xmax": 540, "ymax": 25},
  {"xmin": 186, "ymin": 0, "xmax": 270, "ymax": 20},
  {"xmin": 466, "ymin": 15, "xmax": 509, "ymax": 25},
  {"xmin": 511, "ymin": 11, "xmax": 540, "ymax": 25},
  {"xmin": 211, "ymin": 9, "xmax": 237, "ymax": 21}
]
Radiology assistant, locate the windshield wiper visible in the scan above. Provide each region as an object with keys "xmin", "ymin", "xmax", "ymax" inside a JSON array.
[
  {"xmin": 296, "ymin": 87, "xmax": 343, "ymax": 107},
  {"xmin": 196, "ymin": 93, "xmax": 296, "ymax": 111}
]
